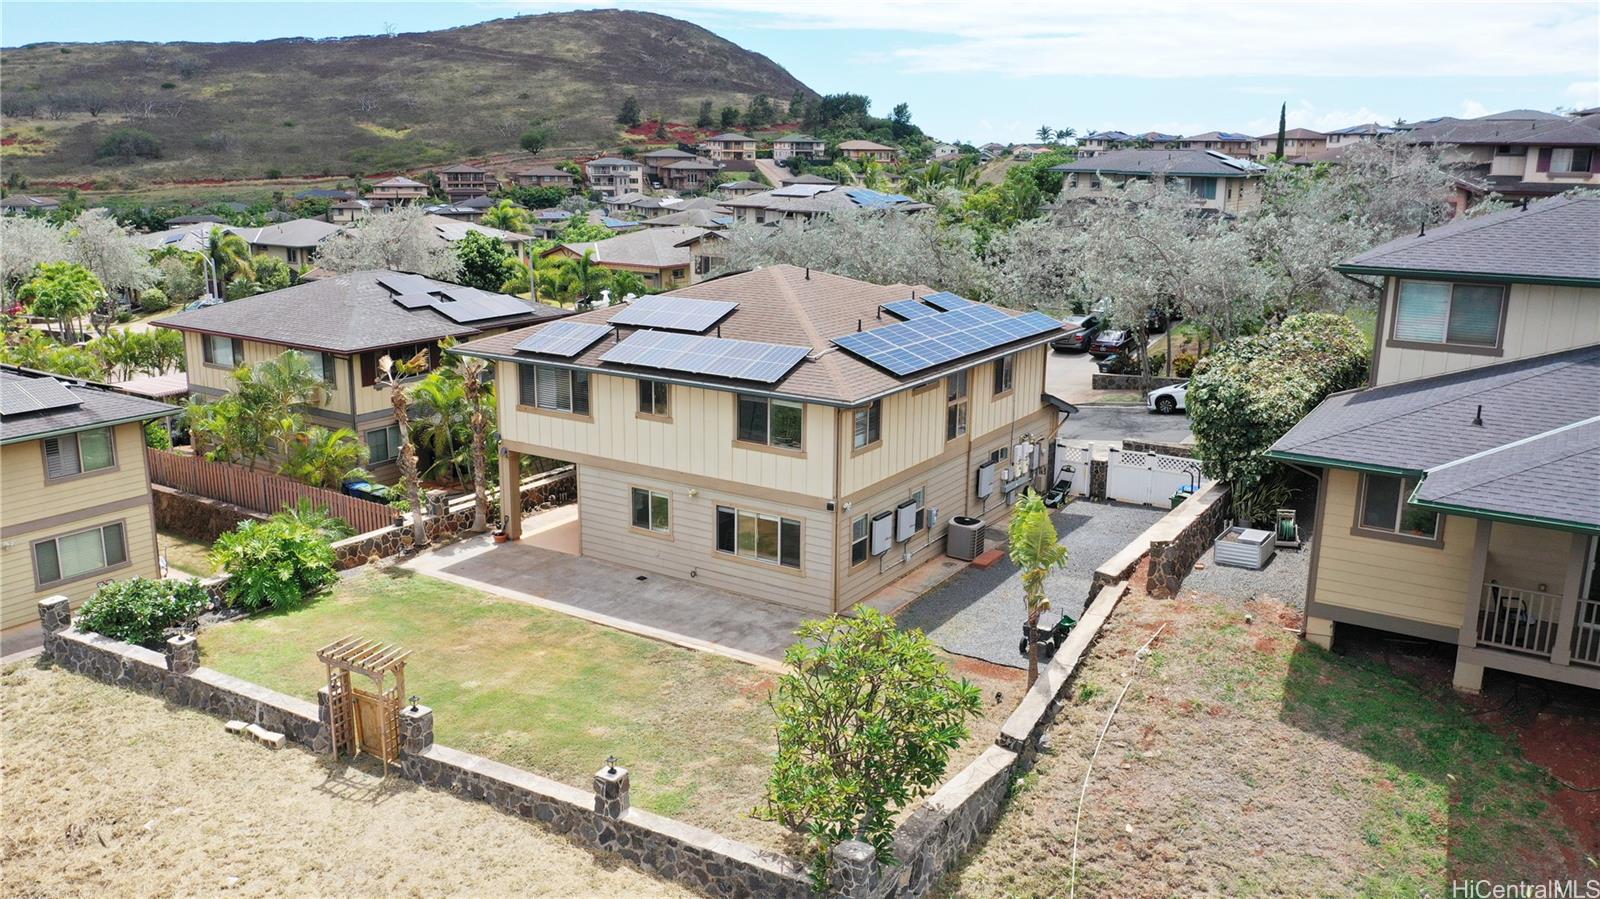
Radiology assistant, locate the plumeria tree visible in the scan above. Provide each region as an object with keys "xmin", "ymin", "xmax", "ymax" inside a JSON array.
[{"xmin": 316, "ymin": 205, "xmax": 461, "ymax": 280}]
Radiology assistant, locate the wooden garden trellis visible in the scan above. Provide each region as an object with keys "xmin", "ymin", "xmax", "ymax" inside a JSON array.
[{"xmin": 317, "ymin": 636, "xmax": 411, "ymax": 776}]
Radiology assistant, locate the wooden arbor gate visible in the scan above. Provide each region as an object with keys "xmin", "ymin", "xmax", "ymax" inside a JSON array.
[{"xmin": 318, "ymin": 636, "xmax": 411, "ymax": 775}]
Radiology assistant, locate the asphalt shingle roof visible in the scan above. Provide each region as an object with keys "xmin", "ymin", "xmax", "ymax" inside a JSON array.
[
  {"xmin": 550, "ymin": 226, "xmax": 707, "ymax": 269},
  {"xmin": 454, "ymin": 265, "xmax": 1062, "ymax": 406},
  {"xmin": 1050, "ymin": 148, "xmax": 1265, "ymax": 177},
  {"xmin": 1269, "ymin": 345, "xmax": 1600, "ymax": 529},
  {"xmin": 1339, "ymin": 194, "xmax": 1600, "ymax": 284},
  {"xmin": 1, "ymin": 367, "xmax": 176, "ymax": 444},
  {"xmin": 1404, "ymin": 109, "xmax": 1600, "ymax": 147},
  {"xmin": 154, "ymin": 270, "xmax": 564, "ymax": 353}
]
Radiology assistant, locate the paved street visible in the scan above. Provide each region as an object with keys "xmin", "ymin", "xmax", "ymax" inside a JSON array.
[{"xmin": 1059, "ymin": 405, "xmax": 1193, "ymax": 444}]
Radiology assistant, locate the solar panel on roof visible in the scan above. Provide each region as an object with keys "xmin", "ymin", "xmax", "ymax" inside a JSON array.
[
  {"xmin": 0, "ymin": 377, "xmax": 82, "ymax": 416},
  {"xmin": 609, "ymin": 295, "xmax": 738, "ymax": 333},
  {"xmin": 845, "ymin": 188, "xmax": 914, "ymax": 209},
  {"xmin": 599, "ymin": 330, "xmax": 809, "ymax": 383},
  {"xmin": 882, "ymin": 300, "xmax": 938, "ymax": 320},
  {"xmin": 376, "ymin": 273, "xmax": 438, "ymax": 296},
  {"xmin": 391, "ymin": 287, "xmax": 533, "ymax": 324},
  {"xmin": 514, "ymin": 322, "xmax": 613, "ymax": 358},
  {"xmin": 770, "ymin": 184, "xmax": 835, "ymax": 198},
  {"xmin": 920, "ymin": 291, "xmax": 975, "ymax": 311},
  {"xmin": 831, "ymin": 305, "xmax": 1063, "ymax": 377}
]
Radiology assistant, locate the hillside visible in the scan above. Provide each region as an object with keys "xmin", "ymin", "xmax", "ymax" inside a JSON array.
[{"xmin": 0, "ymin": 10, "xmax": 813, "ymax": 186}]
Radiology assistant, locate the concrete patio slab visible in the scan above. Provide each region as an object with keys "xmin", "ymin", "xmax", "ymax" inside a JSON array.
[{"xmin": 402, "ymin": 520, "xmax": 806, "ymax": 671}]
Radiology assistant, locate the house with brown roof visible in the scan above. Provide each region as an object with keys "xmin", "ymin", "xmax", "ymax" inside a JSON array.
[
  {"xmin": 510, "ymin": 165, "xmax": 576, "ymax": 190},
  {"xmin": 838, "ymin": 139, "xmax": 898, "ymax": 163},
  {"xmin": 700, "ymin": 133, "xmax": 757, "ymax": 161},
  {"xmin": 438, "ymin": 163, "xmax": 497, "ymax": 202},
  {"xmin": 453, "ymin": 266, "xmax": 1069, "ymax": 614},
  {"xmin": 719, "ymin": 184, "xmax": 931, "ymax": 225},
  {"xmin": 638, "ymin": 148, "xmax": 698, "ymax": 183},
  {"xmin": 659, "ymin": 157, "xmax": 722, "ymax": 193},
  {"xmin": 1252, "ymin": 128, "xmax": 1328, "ymax": 159},
  {"xmin": 367, "ymin": 176, "xmax": 430, "ymax": 205},
  {"xmin": 1402, "ymin": 109, "xmax": 1600, "ymax": 213},
  {"xmin": 772, "ymin": 134, "xmax": 826, "ymax": 162},
  {"xmin": 1, "ymin": 367, "xmax": 177, "ymax": 651},
  {"xmin": 1268, "ymin": 195, "xmax": 1600, "ymax": 693},
  {"xmin": 155, "ymin": 271, "xmax": 567, "ymax": 481},
  {"xmin": 0, "ymin": 195, "xmax": 61, "ymax": 216},
  {"xmin": 542, "ymin": 225, "xmax": 708, "ymax": 290},
  {"xmin": 583, "ymin": 157, "xmax": 645, "ymax": 200}
]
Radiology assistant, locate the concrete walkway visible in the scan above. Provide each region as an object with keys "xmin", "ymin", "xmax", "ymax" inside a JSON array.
[{"xmin": 402, "ymin": 525, "xmax": 805, "ymax": 670}]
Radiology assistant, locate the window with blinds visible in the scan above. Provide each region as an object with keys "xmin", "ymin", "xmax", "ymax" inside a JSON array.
[
  {"xmin": 1393, "ymin": 281, "xmax": 1504, "ymax": 348},
  {"xmin": 43, "ymin": 428, "xmax": 115, "ymax": 479},
  {"xmin": 519, "ymin": 364, "xmax": 590, "ymax": 415},
  {"xmin": 34, "ymin": 522, "xmax": 127, "ymax": 585}
]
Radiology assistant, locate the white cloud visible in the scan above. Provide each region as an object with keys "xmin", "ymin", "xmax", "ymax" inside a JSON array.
[
  {"xmin": 531, "ymin": 0, "xmax": 1600, "ymax": 79},
  {"xmin": 1566, "ymin": 81, "xmax": 1600, "ymax": 106},
  {"xmin": 1238, "ymin": 101, "xmax": 1393, "ymax": 136},
  {"xmin": 1459, "ymin": 99, "xmax": 1490, "ymax": 119}
]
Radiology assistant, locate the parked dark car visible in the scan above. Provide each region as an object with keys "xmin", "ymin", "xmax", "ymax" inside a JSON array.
[
  {"xmin": 1050, "ymin": 314, "xmax": 1101, "ymax": 352},
  {"xmin": 1145, "ymin": 306, "xmax": 1169, "ymax": 333},
  {"xmin": 1088, "ymin": 329, "xmax": 1134, "ymax": 358},
  {"xmin": 1095, "ymin": 353, "xmax": 1125, "ymax": 373}
]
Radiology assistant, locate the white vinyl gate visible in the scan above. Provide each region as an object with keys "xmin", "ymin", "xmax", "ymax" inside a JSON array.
[
  {"xmin": 1052, "ymin": 441, "xmax": 1092, "ymax": 496},
  {"xmin": 1105, "ymin": 448, "xmax": 1205, "ymax": 506}
]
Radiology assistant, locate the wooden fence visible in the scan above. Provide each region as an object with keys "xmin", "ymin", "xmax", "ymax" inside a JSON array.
[{"xmin": 146, "ymin": 449, "xmax": 394, "ymax": 534}]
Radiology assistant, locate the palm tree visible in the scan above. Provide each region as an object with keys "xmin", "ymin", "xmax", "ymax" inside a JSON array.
[
  {"xmin": 1056, "ymin": 126, "xmax": 1076, "ymax": 142},
  {"xmin": 377, "ymin": 349, "xmax": 431, "ymax": 549},
  {"xmin": 537, "ymin": 250, "xmax": 612, "ymax": 309},
  {"xmin": 408, "ymin": 369, "xmax": 470, "ymax": 485},
  {"xmin": 606, "ymin": 269, "xmax": 647, "ymax": 301},
  {"xmin": 279, "ymin": 426, "xmax": 370, "ymax": 489},
  {"xmin": 1036, "ymin": 125, "xmax": 1054, "ymax": 144},
  {"xmin": 462, "ymin": 357, "xmax": 493, "ymax": 532},
  {"xmin": 205, "ymin": 227, "xmax": 255, "ymax": 294},
  {"xmin": 91, "ymin": 328, "xmax": 148, "ymax": 381},
  {"xmin": 481, "ymin": 200, "xmax": 529, "ymax": 233},
  {"xmin": 1008, "ymin": 489, "xmax": 1069, "ymax": 687}
]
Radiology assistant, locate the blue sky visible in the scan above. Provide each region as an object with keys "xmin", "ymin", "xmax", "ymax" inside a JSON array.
[{"xmin": 4, "ymin": 1, "xmax": 1597, "ymax": 143}]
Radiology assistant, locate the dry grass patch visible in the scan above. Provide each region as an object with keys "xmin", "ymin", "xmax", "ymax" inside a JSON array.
[
  {"xmin": 0, "ymin": 662, "xmax": 692, "ymax": 899},
  {"xmin": 941, "ymin": 589, "xmax": 1580, "ymax": 897}
]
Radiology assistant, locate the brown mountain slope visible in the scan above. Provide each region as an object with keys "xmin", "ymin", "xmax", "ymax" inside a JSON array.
[{"xmin": 0, "ymin": 10, "xmax": 813, "ymax": 182}]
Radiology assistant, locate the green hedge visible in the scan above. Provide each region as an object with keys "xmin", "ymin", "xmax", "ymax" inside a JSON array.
[
  {"xmin": 1187, "ymin": 312, "xmax": 1368, "ymax": 519},
  {"xmin": 211, "ymin": 516, "xmax": 337, "ymax": 612},
  {"xmin": 76, "ymin": 577, "xmax": 209, "ymax": 646}
]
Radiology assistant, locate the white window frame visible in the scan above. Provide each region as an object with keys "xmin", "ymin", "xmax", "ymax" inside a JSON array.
[
  {"xmin": 44, "ymin": 427, "xmax": 117, "ymax": 480},
  {"xmin": 852, "ymin": 401, "xmax": 882, "ymax": 450}
]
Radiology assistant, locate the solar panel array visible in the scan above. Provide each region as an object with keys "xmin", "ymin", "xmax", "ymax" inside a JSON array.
[
  {"xmin": 882, "ymin": 299, "xmax": 939, "ymax": 320},
  {"xmin": 384, "ymin": 278, "xmax": 537, "ymax": 324},
  {"xmin": 609, "ymin": 295, "xmax": 738, "ymax": 333},
  {"xmin": 0, "ymin": 376, "xmax": 82, "ymax": 416},
  {"xmin": 831, "ymin": 304, "xmax": 1064, "ymax": 377},
  {"xmin": 920, "ymin": 291, "xmax": 975, "ymax": 311},
  {"xmin": 514, "ymin": 322, "xmax": 613, "ymax": 358},
  {"xmin": 770, "ymin": 184, "xmax": 836, "ymax": 198},
  {"xmin": 600, "ymin": 330, "xmax": 809, "ymax": 383},
  {"xmin": 844, "ymin": 188, "xmax": 915, "ymax": 209},
  {"xmin": 376, "ymin": 273, "xmax": 438, "ymax": 296}
]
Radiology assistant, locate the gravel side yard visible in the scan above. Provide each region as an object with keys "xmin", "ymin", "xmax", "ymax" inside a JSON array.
[
  {"xmin": 941, "ymin": 587, "xmax": 1586, "ymax": 897},
  {"xmin": 0, "ymin": 662, "xmax": 693, "ymax": 899},
  {"xmin": 897, "ymin": 501, "xmax": 1166, "ymax": 667},
  {"xmin": 1178, "ymin": 542, "xmax": 1311, "ymax": 610}
]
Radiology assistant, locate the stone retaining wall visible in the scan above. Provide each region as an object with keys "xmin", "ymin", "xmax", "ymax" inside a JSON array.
[
  {"xmin": 1146, "ymin": 481, "xmax": 1232, "ymax": 598},
  {"xmin": 152, "ymin": 485, "xmax": 264, "ymax": 544},
  {"xmin": 1089, "ymin": 373, "xmax": 1186, "ymax": 392}
]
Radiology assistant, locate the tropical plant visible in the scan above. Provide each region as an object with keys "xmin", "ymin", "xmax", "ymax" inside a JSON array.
[
  {"xmin": 183, "ymin": 350, "xmax": 324, "ymax": 469},
  {"xmin": 377, "ymin": 348, "xmax": 431, "ymax": 548},
  {"xmin": 1008, "ymin": 489, "xmax": 1070, "ymax": 687},
  {"xmin": 279, "ymin": 426, "xmax": 370, "ymax": 489},
  {"xmin": 75, "ymin": 577, "xmax": 209, "ymax": 645},
  {"xmin": 407, "ymin": 367, "xmax": 471, "ymax": 485},
  {"xmin": 154, "ymin": 254, "xmax": 206, "ymax": 304},
  {"xmin": 17, "ymin": 261, "xmax": 105, "ymax": 341},
  {"xmin": 204, "ymin": 226, "xmax": 255, "ymax": 292},
  {"xmin": 606, "ymin": 269, "xmax": 647, "ymax": 301},
  {"xmin": 534, "ymin": 249, "xmax": 611, "ymax": 308},
  {"xmin": 462, "ymin": 356, "xmax": 494, "ymax": 532},
  {"xmin": 145, "ymin": 419, "xmax": 172, "ymax": 449},
  {"xmin": 757, "ymin": 608, "xmax": 982, "ymax": 888},
  {"xmin": 274, "ymin": 498, "xmax": 357, "ymax": 541},
  {"xmin": 454, "ymin": 230, "xmax": 520, "ymax": 292},
  {"xmin": 480, "ymin": 200, "xmax": 529, "ymax": 234},
  {"xmin": 89, "ymin": 327, "xmax": 149, "ymax": 380},
  {"xmin": 211, "ymin": 515, "xmax": 338, "ymax": 612},
  {"xmin": 137, "ymin": 286, "xmax": 171, "ymax": 312}
]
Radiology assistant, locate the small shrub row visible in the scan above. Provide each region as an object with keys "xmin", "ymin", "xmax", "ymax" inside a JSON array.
[{"xmin": 75, "ymin": 577, "xmax": 208, "ymax": 646}]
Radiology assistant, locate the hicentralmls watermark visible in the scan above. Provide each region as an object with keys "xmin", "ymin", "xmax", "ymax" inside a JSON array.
[{"xmin": 1451, "ymin": 881, "xmax": 1600, "ymax": 899}]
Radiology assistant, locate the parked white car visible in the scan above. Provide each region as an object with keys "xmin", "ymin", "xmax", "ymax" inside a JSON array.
[{"xmin": 1147, "ymin": 382, "xmax": 1188, "ymax": 414}]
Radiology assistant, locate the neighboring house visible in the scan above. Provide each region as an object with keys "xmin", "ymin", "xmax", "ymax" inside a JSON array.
[
  {"xmin": 0, "ymin": 195, "xmax": 60, "ymax": 215},
  {"xmin": 1, "ymin": 367, "xmax": 175, "ymax": 650},
  {"xmin": 717, "ymin": 179, "xmax": 769, "ymax": 196},
  {"xmin": 639, "ymin": 148, "xmax": 698, "ymax": 183},
  {"xmin": 1011, "ymin": 146, "xmax": 1050, "ymax": 160},
  {"xmin": 838, "ymin": 139, "xmax": 898, "ymax": 163},
  {"xmin": 700, "ymin": 133, "xmax": 757, "ymax": 161},
  {"xmin": 421, "ymin": 214, "xmax": 536, "ymax": 264},
  {"xmin": 453, "ymin": 265, "xmax": 1069, "ymax": 615},
  {"xmin": 367, "ymin": 176, "xmax": 430, "ymax": 205},
  {"xmin": 676, "ymin": 229, "xmax": 729, "ymax": 278},
  {"xmin": 510, "ymin": 166, "xmax": 576, "ymax": 190},
  {"xmin": 328, "ymin": 198, "xmax": 379, "ymax": 224},
  {"xmin": 584, "ymin": 158, "xmax": 646, "ymax": 200},
  {"xmin": 772, "ymin": 134, "xmax": 827, "ymax": 162},
  {"xmin": 542, "ymin": 226, "xmax": 708, "ymax": 290},
  {"xmin": 1268, "ymin": 194, "xmax": 1600, "ymax": 693},
  {"xmin": 230, "ymin": 218, "xmax": 346, "ymax": 268},
  {"xmin": 1176, "ymin": 131, "xmax": 1257, "ymax": 156},
  {"xmin": 1252, "ymin": 128, "xmax": 1328, "ymax": 159},
  {"xmin": 977, "ymin": 142, "xmax": 1008, "ymax": 161},
  {"xmin": 1075, "ymin": 131, "xmax": 1134, "ymax": 158},
  {"xmin": 718, "ymin": 184, "xmax": 931, "ymax": 226},
  {"xmin": 154, "ymin": 271, "xmax": 567, "ymax": 481},
  {"xmin": 660, "ymin": 157, "xmax": 722, "ymax": 193},
  {"xmin": 1402, "ymin": 109, "xmax": 1600, "ymax": 213},
  {"xmin": 778, "ymin": 172, "xmax": 838, "ymax": 187},
  {"xmin": 930, "ymin": 143, "xmax": 961, "ymax": 158},
  {"xmin": 1050, "ymin": 149, "xmax": 1267, "ymax": 215},
  {"xmin": 164, "ymin": 214, "xmax": 229, "ymax": 226},
  {"xmin": 438, "ymin": 163, "xmax": 497, "ymax": 202},
  {"xmin": 641, "ymin": 208, "xmax": 733, "ymax": 230},
  {"xmin": 1325, "ymin": 122, "xmax": 1398, "ymax": 147}
]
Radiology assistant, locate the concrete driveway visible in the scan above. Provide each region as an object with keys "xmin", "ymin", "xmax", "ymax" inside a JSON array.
[
  {"xmin": 896, "ymin": 501, "xmax": 1167, "ymax": 668},
  {"xmin": 402, "ymin": 524, "xmax": 805, "ymax": 669}
]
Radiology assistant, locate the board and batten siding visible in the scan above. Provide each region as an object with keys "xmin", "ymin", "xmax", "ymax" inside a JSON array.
[
  {"xmin": 1375, "ymin": 281, "xmax": 1600, "ymax": 386},
  {"xmin": 181, "ymin": 332, "xmax": 359, "ymax": 417},
  {"xmin": 0, "ymin": 423, "xmax": 160, "ymax": 635},
  {"xmin": 1484, "ymin": 521, "xmax": 1576, "ymax": 594},
  {"xmin": 1312, "ymin": 469, "xmax": 1475, "ymax": 630},
  {"xmin": 576, "ymin": 465, "xmax": 834, "ymax": 614},
  {"xmin": 497, "ymin": 366, "xmax": 836, "ymax": 499}
]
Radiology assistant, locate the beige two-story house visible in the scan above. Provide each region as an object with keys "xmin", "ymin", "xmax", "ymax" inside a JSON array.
[
  {"xmin": 584, "ymin": 158, "xmax": 646, "ymax": 200},
  {"xmin": 156, "ymin": 271, "xmax": 567, "ymax": 481},
  {"xmin": 368, "ymin": 176, "xmax": 431, "ymax": 205},
  {"xmin": 1403, "ymin": 108, "xmax": 1600, "ymax": 212},
  {"xmin": 438, "ymin": 164, "xmax": 497, "ymax": 202},
  {"xmin": 231, "ymin": 218, "xmax": 345, "ymax": 268},
  {"xmin": 1051, "ymin": 149, "xmax": 1267, "ymax": 215},
  {"xmin": 1252, "ymin": 128, "xmax": 1328, "ymax": 159},
  {"xmin": 454, "ymin": 266, "xmax": 1068, "ymax": 614},
  {"xmin": 1, "ymin": 367, "xmax": 176, "ymax": 651},
  {"xmin": 838, "ymin": 140, "xmax": 897, "ymax": 163},
  {"xmin": 1176, "ymin": 131, "xmax": 1256, "ymax": 156},
  {"xmin": 1269, "ymin": 195, "xmax": 1600, "ymax": 692},
  {"xmin": 772, "ymin": 134, "xmax": 827, "ymax": 162},
  {"xmin": 700, "ymin": 133, "xmax": 757, "ymax": 162},
  {"xmin": 542, "ymin": 226, "xmax": 707, "ymax": 291}
]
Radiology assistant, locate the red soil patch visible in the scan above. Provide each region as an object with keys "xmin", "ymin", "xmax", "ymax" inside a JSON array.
[
  {"xmin": 947, "ymin": 655, "xmax": 1027, "ymax": 685},
  {"xmin": 1254, "ymin": 635, "xmax": 1278, "ymax": 653},
  {"xmin": 1507, "ymin": 709, "xmax": 1600, "ymax": 868}
]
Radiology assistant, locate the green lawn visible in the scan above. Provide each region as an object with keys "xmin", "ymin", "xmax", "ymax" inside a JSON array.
[{"xmin": 200, "ymin": 569, "xmax": 787, "ymax": 847}]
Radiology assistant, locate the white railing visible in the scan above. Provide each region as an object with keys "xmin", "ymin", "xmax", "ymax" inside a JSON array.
[
  {"xmin": 1571, "ymin": 598, "xmax": 1600, "ymax": 668},
  {"xmin": 1476, "ymin": 583, "xmax": 1562, "ymax": 658}
]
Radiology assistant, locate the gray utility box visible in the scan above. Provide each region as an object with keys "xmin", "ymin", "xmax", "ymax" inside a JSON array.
[
  {"xmin": 975, "ymin": 461, "xmax": 997, "ymax": 498},
  {"xmin": 946, "ymin": 516, "xmax": 986, "ymax": 561},
  {"xmin": 895, "ymin": 500, "xmax": 919, "ymax": 542},
  {"xmin": 1213, "ymin": 526, "xmax": 1275, "ymax": 570},
  {"xmin": 870, "ymin": 511, "xmax": 894, "ymax": 556}
]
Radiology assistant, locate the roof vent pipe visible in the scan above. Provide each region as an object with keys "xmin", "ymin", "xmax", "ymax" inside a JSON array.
[
  {"xmin": 1418, "ymin": 218, "xmax": 1426, "ymax": 237},
  {"xmin": 1472, "ymin": 404, "xmax": 1483, "ymax": 426},
  {"xmin": 805, "ymin": 267, "xmax": 810, "ymax": 280},
  {"xmin": 857, "ymin": 319, "xmax": 863, "ymax": 332}
]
